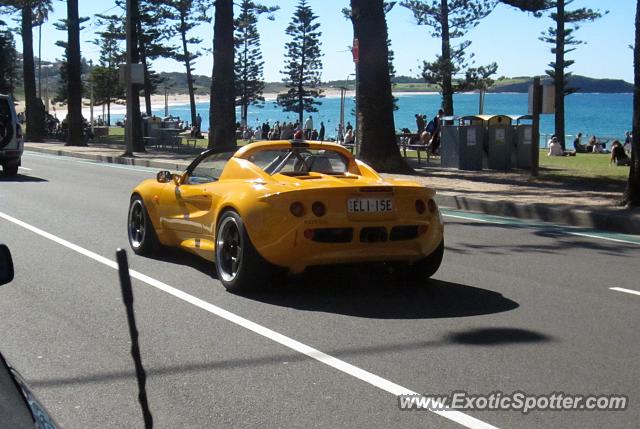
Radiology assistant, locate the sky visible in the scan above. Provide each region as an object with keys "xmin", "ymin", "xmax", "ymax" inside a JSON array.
[{"xmin": 2, "ymin": 0, "xmax": 636, "ymax": 83}]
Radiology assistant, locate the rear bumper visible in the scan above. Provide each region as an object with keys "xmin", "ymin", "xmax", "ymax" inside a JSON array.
[{"xmin": 254, "ymin": 215, "xmax": 444, "ymax": 273}]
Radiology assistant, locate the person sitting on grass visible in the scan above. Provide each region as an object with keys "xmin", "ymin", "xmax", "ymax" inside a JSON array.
[
  {"xmin": 573, "ymin": 132, "xmax": 588, "ymax": 153},
  {"xmin": 610, "ymin": 140, "xmax": 631, "ymax": 166},
  {"xmin": 548, "ymin": 135, "xmax": 576, "ymax": 156}
]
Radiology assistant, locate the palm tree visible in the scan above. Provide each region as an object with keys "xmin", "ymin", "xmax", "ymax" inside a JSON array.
[{"xmin": 5, "ymin": 1, "xmax": 52, "ymax": 142}]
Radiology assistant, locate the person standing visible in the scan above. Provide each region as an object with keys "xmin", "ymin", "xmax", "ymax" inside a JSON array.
[
  {"xmin": 415, "ymin": 114, "xmax": 426, "ymax": 134},
  {"xmin": 319, "ymin": 122, "xmax": 325, "ymax": 141},
  {"xmin": 195, "ymin": 113, "xmax": 202, "ymax": 138},
  {"xmin": 304, "ymin": 115, "xmax": 313, "ymax": 139}
]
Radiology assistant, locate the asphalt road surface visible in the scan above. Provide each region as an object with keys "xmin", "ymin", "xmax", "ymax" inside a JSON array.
[{"xmin": 0, "ymin": 152, "xmax": 638, "ymax": 429}]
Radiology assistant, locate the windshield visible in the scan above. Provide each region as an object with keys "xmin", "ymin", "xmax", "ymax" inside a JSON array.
[{"xmin": 247, "ymin": 148, "xmax": 351, "ymax": 176}]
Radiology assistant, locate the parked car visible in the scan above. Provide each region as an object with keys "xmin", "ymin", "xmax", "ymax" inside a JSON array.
[
  {"xmin": 0, "ymin": 95, "xmax": 24, "ymax": 177},
  {"xmin": 127, "ymin": 140, "xmax": 445, "ymax": 292},
  {"xmin": 0, "ymin": 244, "xmax": 60, "ymax": 428}
]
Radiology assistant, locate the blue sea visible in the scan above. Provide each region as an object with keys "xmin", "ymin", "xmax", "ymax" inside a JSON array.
[{"xmin": 111, "ymin": 92, "xmax": 632, "ymax": 146}]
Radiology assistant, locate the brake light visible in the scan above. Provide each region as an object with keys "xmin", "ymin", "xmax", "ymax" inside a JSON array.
[
  {"xmin": 290, "ymin": 202, "xmax": 305, "ymax": 217},
  {"xmin": 427, "ymin": 199, "xmax": 437, "ymax": 213},
  {"xmin": 415, "ymin": 199, "xmax": 426, "ymax": 214},
  {"xmin": 16, "ymin": 124, "xmax": 22, "ymax": 139},
  {"xmin": 303, "ymin": 229, "xmax": 315, "ymax": 239},
  {"xmin": 311, "ymin": 201, "xmax": 326, "ymax": 217}
]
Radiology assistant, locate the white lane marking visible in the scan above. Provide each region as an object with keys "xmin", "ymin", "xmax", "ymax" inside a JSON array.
[
  {"xmin": 443, "ymin": 213, "xmax": 640, "ymax": 246},
  {"xmin": 610, "ymin": 287, "xmax": 640, "ymax": 297},
  {"xmin": 18, "ymin": 167, "xmax": 32, "ymax": 171},
  {"xmin": 0, "ymin": 210, "xmax": 497, "ymax": 429}
]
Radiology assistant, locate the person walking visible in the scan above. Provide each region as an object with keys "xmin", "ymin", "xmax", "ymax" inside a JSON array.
[{"xmin": 319, "ymin": 122, "xmax": 325, "ymax": 141}]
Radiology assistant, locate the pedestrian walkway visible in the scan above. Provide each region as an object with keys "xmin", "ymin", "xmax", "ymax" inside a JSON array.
[{"xmin": 22, "ymin": 140, "xmax": 640, "ymax": 234}]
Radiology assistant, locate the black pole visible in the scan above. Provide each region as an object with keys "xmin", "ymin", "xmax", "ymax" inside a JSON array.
[{"xmin": 116, "ymin": 249, "xmax": 153, "ymax": 429}]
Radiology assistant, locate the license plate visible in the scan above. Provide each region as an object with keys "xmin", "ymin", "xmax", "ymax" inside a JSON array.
[{"xmin": 347, "ymin": 197, "xmax": 394, "ymax": 213}]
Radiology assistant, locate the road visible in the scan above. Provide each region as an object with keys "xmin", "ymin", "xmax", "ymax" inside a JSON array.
[{"xmin": 0, "ymin": 152, "xmax": 638, "ymax": 429}]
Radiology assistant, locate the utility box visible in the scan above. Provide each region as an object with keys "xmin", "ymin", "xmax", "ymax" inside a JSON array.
[
  {"xmin": 486, "ymin": 115, "xmax": 513, "ymax": 171},
  {"xmin": 511, "ymin": 115, "xmax": 533, "ymax": 169},
  {"xmin": 440, "ymin": 116, "xmax": 484, "ymax": 171}
]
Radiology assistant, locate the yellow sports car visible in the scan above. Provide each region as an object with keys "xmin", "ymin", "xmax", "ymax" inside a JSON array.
[{"xmin": 127, "ymin": 140, "xmax": 444, "ymax": 292}]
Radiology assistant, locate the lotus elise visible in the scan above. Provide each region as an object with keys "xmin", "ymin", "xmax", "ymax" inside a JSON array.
[{"xmin": 127, "ymin": 140, "xmax": 444, "ymax": 292}]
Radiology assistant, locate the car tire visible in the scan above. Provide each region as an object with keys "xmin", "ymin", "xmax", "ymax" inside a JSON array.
[
  {"xmin": 215, "ymin": 210, "xmax": 271, "ymax": 293},
  {"xmin": 2, "ymin": 164, "xmax": 18, "ymax": 177},
  {"xmin": 127, "ymin": 195, "xmax": 159, "ymax": 255},
  {"xmin": 396, "ymin": 238, "xmax": 444, "ymax": 282}
]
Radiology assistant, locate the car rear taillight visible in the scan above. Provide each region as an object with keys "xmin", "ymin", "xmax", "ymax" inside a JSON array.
[
  {"xmin": 16, "ymin": 124, "xmax": 22, "ymax": 139},
  {"xmin": 427, "ymin": 199, "xmax": 437, "ymax": 213},
  {"xmin": 415, "ymin": 199, "xmax": 426, "ymax": 214},
  {"xmin": 303, "ymin": 229, "xmax": 315, "ymax": 239},
  {"xmin": 290, "ymin": 202, "xmax": 305, "ymax": 217},
  {"xmin": 311, "ymin": 201, "xmax": 326, "ymax": 217}
]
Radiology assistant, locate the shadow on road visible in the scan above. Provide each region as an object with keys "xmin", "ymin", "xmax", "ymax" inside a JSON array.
[
  {"xmin": 244, "ymin": 264, "xmax": 519, "ymax": 319},
  {"xmin": 448, "ymin": 221, "xmax": 638, "ymax": 256},
  {"xmin": 0, "ymin": 173, "xmax": 48, "ymax": 183},
  {"xmin": 145, "ymin": 247, "xmax": 218, "ymax": 278},
  {"xmin": 447, "ymin": 327, "xmax": 552, "ymax": 346},
  {"xmin": 28, "ymin": 326, "xmax": 550, "ymax": 389}
]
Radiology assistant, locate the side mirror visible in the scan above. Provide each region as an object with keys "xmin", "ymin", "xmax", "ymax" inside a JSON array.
[
  {"xmin": 0, "ymin": 244, "xmax": 14, "ymax": 286},
  {"xmin": 156, "ymin": 170, "xmax": 172, "ymax": 183}
]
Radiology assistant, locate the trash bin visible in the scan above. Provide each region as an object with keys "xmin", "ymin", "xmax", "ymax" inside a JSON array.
[
  {"xmin": 440, "ymin": 116, "xmax": 484, "ymax": 171},
  {"xmin": 486, "ymin": 115, "xmax": 513, "ymax": 171},
  {"xmin": 510, "ymin": 115, "xmax": 533, "ymax": 169}
]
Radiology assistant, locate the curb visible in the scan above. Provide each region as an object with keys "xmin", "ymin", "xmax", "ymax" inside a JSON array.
[
  {"xmin": 25, "ymin": 145, "xmax": 640, "ymax": 235},
  {"xmin": 436, "ymin": 193, "xmax": 640, "ymax": 235},
  {"xmin": 25, "ymin": 145, "xmax": 191, "ymax": 171}
]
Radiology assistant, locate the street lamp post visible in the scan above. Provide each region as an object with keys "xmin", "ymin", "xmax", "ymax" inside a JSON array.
[
  {"xmin": 351, "ymin": 39, "xmax": 360, "ymax": 157},
  {"xmin": 89, "ymin": 59, "xmax": 94, "ymax": 134}
]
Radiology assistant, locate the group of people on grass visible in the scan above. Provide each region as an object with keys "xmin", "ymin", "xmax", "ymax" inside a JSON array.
[{"xmin": 548, "ymin": 131, "xmax": 632, "ymax": 166}]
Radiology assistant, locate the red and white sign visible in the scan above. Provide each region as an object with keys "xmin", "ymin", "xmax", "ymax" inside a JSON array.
[{"xmin": 351, "ymin": 38, "xmax": 359, "ymax": 64}]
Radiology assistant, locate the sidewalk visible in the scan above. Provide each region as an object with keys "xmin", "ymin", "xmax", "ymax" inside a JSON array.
[{"xmin": 23, "ymin": 140, "xmax": 640, "ymax": 235}]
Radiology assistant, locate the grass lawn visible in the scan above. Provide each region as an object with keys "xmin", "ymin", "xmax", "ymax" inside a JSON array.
[{"xmin": 539, "ymin": 150, "xmax": 629, "ymax": 184}]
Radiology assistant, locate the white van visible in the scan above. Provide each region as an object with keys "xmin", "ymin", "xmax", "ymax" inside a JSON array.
[{"xmin": 0, "ymin": 95, "xmax": 24, "ymax": 177}]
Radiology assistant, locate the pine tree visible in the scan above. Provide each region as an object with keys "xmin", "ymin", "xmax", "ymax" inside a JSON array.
[
  {"xmin": 209, "ymin": 0, "xmax": 236, "ymax": 150},
  {"xmin": 166, "ymin": 0, "xmax": 209, "ymax": 127},
  {"xmin": 401, "ymin": 0, "xmax": 498, "ymax": 115},
  {"xmin": 277, "ymin": 0, "xmax": 323, "ymax": 126},
  {"xmin": 540, "ymin": 1, "xmax": 606, "ymax": 149},
  {"xmin": 349, "ymin": 0, "xmax": 411, "ymax": 173},
  {"xmin": 234, "ymin": 0, "xmax": 278, "ymax": 127},
  {"xmin": 52, "ymin": 16, "xmax": 89, "ymax": 105},
  {"xmin": 0, "ymin": 19, "xmax": 18, "ymax": 96},
  {"xmin": 92, "ymin": 20, "xmax": 125, "ymax": 126},
  {"xmin": 65, "ymin": 0, "xmax": 84, "ymax": 146}
]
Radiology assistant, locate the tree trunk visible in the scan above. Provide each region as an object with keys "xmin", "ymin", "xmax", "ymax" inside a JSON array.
[
  {"xmin": 21, "ymin": 6, "xmax": 44, "ymax": 142},
  {"xmin": 107, "ymin": 101, "xmax": 111, "ymax": 126},
  {"xmin": 350, "ymin": 0, "xmax": 411, "ymax": 173},
  {"xmin": 125, "ymin": 0, "xmax": 144, "ymax": 154},
  {"xmin": 621, "ymin": 0, "xmax": 640, "ymax": 207},
  {"xmin": 554, "ymin": 1, "xmax": 566, "ymax": 149},
  {"xmin": 209, "ymin": 0, "xmax": 236, "ymax": 150},
  {"xmin": 440, "ymin": 0, "xmax": 454, "ymax": 116},
  {"xmin": 135, "ymin": 21, "xmax": 152, "ymax": 116},
  {"xmin": 66, "ymin": 0, "xmax": 85, "ymax": 146},
  {"xmin": 180, "ymin": 14, "xmax": 197, "ymax": 126}
]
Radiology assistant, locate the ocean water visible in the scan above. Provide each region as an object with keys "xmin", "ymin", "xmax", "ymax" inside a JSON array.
[{"xmin": 111, "ymin": 92, "xmax": 632, "ymax": 146}]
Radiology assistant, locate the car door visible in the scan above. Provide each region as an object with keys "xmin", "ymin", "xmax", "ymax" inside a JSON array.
[{"xmin": 159, "ymin": 151, "xmax": 231, "ymax": 237}]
